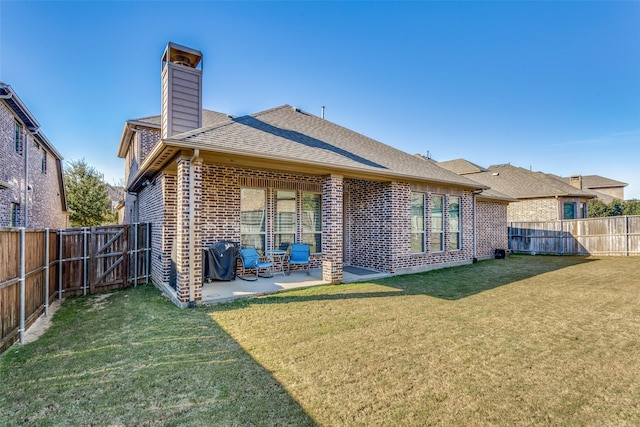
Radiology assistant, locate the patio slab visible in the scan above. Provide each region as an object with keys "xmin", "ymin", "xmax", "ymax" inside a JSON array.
[{"xmin": 200, "ymin": 267, "xmax": 390, "ymax": 305}]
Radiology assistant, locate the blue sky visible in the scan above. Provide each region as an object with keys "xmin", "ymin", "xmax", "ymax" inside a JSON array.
[{"xmin": 2, "ymin": 1, "xmax": 639, "ymax": 199}]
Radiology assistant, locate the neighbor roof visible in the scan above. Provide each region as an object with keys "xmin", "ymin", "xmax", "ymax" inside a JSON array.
[
  {"xmin": 133, "ymin": 105, "xmax": 484, "ymax": 191},
  {"xmin": 0, "ymin": 83, "xmax": 63, "ymax": 160},
  {"xmin": 461, "ymin": 164, "xmax": 596, "ymax": 199},
  {"xmin": 561, "ymin": 175, "xmax": 628, "ymax": 189}
]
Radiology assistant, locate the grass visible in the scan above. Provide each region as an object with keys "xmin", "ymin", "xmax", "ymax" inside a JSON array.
[{"xmin": 2, "ymin": 255, "xmax": 640, "ymax": 426}]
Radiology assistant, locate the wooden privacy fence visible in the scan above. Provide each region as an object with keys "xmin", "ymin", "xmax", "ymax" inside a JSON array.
[
  {"xmin": 509, "ymin": 216, "xmax": 640, "ymax": 256},
  {"xmin": 0, "ymin": 223, "xmax": 150, "ymax": 353}
]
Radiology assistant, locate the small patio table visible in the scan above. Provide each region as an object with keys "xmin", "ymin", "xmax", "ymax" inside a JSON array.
[{"xmin": 265, "ymin": 250, "xmax": 287, "ymax": 276}]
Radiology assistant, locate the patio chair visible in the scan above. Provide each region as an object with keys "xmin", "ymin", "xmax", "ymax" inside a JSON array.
[
  {"xmin": 238, "ymin": 248, "xmax": 273, "ymax": 281},
  {"xmin": 287, "ymin": 243, "xmax": 310, "ymax": 276}
]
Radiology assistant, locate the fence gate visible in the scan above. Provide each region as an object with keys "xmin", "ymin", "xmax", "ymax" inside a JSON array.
[{"xmin": 90, "ymin": 226, "xmax": 128, "ymax": 293}]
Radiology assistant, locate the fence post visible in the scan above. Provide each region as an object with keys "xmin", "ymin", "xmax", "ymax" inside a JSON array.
[
  {"xmin": 83, "ymin": 227, "xmax": 88, "ymax": 296},
  {"xmin": 559, "ymin": 220, "xmax": 564, "ymax": 255},
  {"xmin": 145, "ymin": 223, "xmax": 151, "ymax": 283},
  {"xmin": 625, "ymin": 216, "xmax": 629, "ymax": 257},
  {"xmin": 134, "ymin": 223, "xmax": 138, "ymax": 287},
  {"xmin": 44, "ymin": 228, "xmax": 50, "ymax": 316},
  {"xmin": 58, "ymin": 229, "xmax": 63, "ymax": 300},
  {"xmin": 19, "ymin": 228, "xmax": 26, "ymax": 344}
]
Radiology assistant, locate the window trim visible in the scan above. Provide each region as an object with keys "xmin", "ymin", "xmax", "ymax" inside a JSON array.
[
  {"xmin": 41, "ymin": 149, "xmax": 47, "ymax": 174},
  {"xmin": 274, "ymin": 190, "xmax": 297, "ymax": 251},
  {"xmin": 411, "ymin": 192, "xmax": 426, "ymax": 253},
  {"xmin": 302, "ymin": 192, "xmax": 322, "ymax": 254},
  {"xmin": 14, "ymin": 120, "xmax": 23, "ymax": 154},
  {"xmin": 10, "ymin": 203, "xmax": 20, "ymax": 227},
  {"xmin": 240, "ymin": 188, "xmax": 267, "ymax": 253},
  {"xmin": 431, "ymin": 194, "xmax": 444, "ymax": 252},
  {"xmin": 448, "ymin": 195, "xmax": 461, "ymax": 251}
]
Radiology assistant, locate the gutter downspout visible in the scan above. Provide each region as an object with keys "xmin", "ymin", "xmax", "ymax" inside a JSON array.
[
  {"xmin": 473, "ymin": 192, "xmax": 477, "ymax": 261},
  {"xmin": 188, "ymin": 149, "xmax": 200, "ymax": 308},
  {"xmin": 24, "ymin": 131, "xmax": 29, "ymax": 227}
]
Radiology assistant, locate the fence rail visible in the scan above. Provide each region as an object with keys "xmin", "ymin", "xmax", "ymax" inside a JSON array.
[
  {"xmin": 509, "ymin": 216, "xmax": 640, "ymax": 256},
  {"xmin": 0, "ymin": 223, "xmax": 150, "ymax": 353}
]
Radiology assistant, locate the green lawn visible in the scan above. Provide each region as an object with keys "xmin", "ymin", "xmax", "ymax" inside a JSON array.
[{"xmin": 2, "ymin": 255, "xmax": 639, "ymax": 426}]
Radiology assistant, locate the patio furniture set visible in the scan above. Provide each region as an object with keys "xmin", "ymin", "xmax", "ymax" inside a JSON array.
[{"xmin": 203, "ymin": 242, "xmax": 311, "ymax": 282}]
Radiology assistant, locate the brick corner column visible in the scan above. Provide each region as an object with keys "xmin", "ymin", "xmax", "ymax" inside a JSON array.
[
  {"xmin": 322, "ymin": 174, "xmax": 343, "ymax": 284},
  {"xmin": 175, "ymin": 155, "xmax": 203, "ymax": 304}
]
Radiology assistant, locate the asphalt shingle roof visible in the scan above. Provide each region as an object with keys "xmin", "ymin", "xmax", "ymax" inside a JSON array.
[
  {"xmin": 131, "ymin": 110, "xmax": 230, "ymax": 128},
  {"xmin": 464, "ymin": 164, "xmax": 596, "ymax": 199},
  {"xmin": 438, "ymin": 158, "xmax": 488, "ymax": 175},
  {"xmin": 167, "ymin": 105, "xmax": 481, "ymax": 188},
  {"xmin": 561, "ymin": 175, "xmax": 628, "ymax": 189}
]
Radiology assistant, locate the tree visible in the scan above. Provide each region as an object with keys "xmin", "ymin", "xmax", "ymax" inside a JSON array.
[
  {"xmin": 588, "ymin": 198, "xmax": 640, "ymax": 218},
  {"xmin": 623, "ymin": 199, "xmax": 640, "ymax": 216},
  {"xmin": 64, "ymin": 159, "xmax": 111, "ymax": 227}
]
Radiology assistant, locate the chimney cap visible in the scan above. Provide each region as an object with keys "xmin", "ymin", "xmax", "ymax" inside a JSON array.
[{"xmin": 162, "ymin": 42, "xmax": 202, "ymax": 70}]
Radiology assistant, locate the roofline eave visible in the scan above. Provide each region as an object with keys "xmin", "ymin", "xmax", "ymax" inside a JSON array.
[{"xmin": 127, "ymin": 138, "xmax": 486, "ymax": 193}]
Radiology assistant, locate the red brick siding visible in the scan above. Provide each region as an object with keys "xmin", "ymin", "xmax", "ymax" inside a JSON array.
[
  {"xmin": 0, "ymin": 101, "xmax": 66, "ymax": 228},
  {"xmin": 476, "ymin": 200, "xmax": 509, "ymax": 259}
]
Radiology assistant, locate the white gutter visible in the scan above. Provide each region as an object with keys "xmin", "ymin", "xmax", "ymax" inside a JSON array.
[{"xmin": 187, "ymin": 149, "xmax": 200, "ymax": 307}]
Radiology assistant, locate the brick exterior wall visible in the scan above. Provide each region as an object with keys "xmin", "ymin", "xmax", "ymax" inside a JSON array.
[
  {"xmin": 347, "ymin": 179, "xmax": 396, "ymax": 271},
  {"xmin": 476, "ymin": 199, "xmax": 509, "ymax": 259},
  {"xmin": 123, "ymin": 127, "xmax": 161, "ymax": 224},
  {"xmin": 347, "ymin": 179, "xmax": 475, "ymax": 274},
  {"xmin": 507, "ymin": 197, "xmax": 589, "ymax": 222},
  {"xmin": 322, "ymin": 175, "xmax": 343, "ymax": 283},
  {"xmin": 133, "ymin": 155, "xmax": 496, "ymax": 302},
  {"xmin": 0, "ymin": 101, "xmax": 66, "ymax": 228}
]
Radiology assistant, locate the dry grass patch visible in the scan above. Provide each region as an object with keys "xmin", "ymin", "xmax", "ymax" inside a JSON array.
[{"xmin": 209, "ymin": 256, "xmax": 640, "ymax": 426}]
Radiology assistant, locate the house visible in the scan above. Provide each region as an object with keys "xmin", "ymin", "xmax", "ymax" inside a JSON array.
[
  {"xmin": 438, "ymin": 159, "xmax": 596, "ymax": 222},
  {"xmin": 561, "ymin": 175, "xmax": 627, "ymax": 203},
  {"xmin": 0, "ymin": 83, "xmax": 67, "ymax": 228},
  {"xmin": 415, "ymin": 155, "xmax": 514, "ymax": 260},
  {"xmin": 118, "ymin": 43, "xmax": 504, "ymax": 306}
]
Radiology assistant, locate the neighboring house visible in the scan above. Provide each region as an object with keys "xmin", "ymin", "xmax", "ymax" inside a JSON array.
[
  {"xmin": 118, "ymin": 43, "xmax": 497, "ymax": 306},
  {"xmin": 0, "ymin": 83, "xmax": 67, "ymax": 228},
  {"xmin": 561, "ymin": 175, "xmax": 627, "ymax": 204},
  {"xmin": 438, "ymin": 159, "xmax": 596, "ymax": 222},
  {"xmin": 106, "ymin": 183, "xmax": 125, "ymax": 212}
]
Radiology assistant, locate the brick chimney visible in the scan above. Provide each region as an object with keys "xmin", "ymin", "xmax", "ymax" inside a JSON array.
[
  {"xmin": 569, "ymin": 175, "xmax": 583, "ymax": 190},
  {"xmin": 161, "ymin": 43, "xmax": 203, "ymax": 139}
]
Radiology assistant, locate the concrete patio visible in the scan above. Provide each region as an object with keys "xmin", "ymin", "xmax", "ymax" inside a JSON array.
[{"xmin": 201, "ymin": 266, "xmax": 390, "ymax": 305}]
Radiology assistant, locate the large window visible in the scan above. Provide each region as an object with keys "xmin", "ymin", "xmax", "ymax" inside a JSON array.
[
  {"xmin": 240, "ymin": 188, "xmax": 266, "ymax": 253},
  {"xmin": 241, "ymin": 188, "xmax": 323, "ymax": 254},
  {"xmin": 431, "ymin": 194, "xmax": 444, "ymax": 252},
  {"xmin": 411, "ymin": 193, "xmax": 425, "ymax": 253},
  {"xmin": 564, "ymin": 202, "xmax": 576, "ymax": 220},
  {"xmin": 302, "ymin": 193, "xmax": 322, "ymax": 253},
  {"xmin": 14, "ymin": 121, "xmax": 23, "ymax": 154},
  {"xmin": 448, "ymin": 196, "xmax": 461, "ymax": 250},
  {"xmin": 274, "ymin": 190, "xmax": 296, "ymax": 251}
]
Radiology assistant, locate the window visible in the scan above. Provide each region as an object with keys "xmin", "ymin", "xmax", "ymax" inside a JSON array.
[
  {"xmin": 14, "ymin": 121, "xmax": 23, "ymax": 154},
  {"xmin": 241, "ymin": 188, "xmax": 323, "ymax": 254},
  {"xmin": 10, "ymin": 203, "xmax": 20, "ymax": 227},
  {"xmin": 240, "ymin": 188, "xmax": 266, "ymax": 253},
  {"xmin": 274, "ymin": 190, "xmax": 296, "ymax": 251},
  {"xmin": 563, "ymin": 202, "xmax": 576, "ymax": 220},
  {"xmin": 302, "ymin": 193, "xmax": 322, "ymax": 253},
  {"xmin": 41, "ymin": 149, "xmax": 47, "ymax": 174},
  {"xmin": 431, "ymin": 194, "xmax": 444, "ymax": 252},
  {"xmin": 411, "ymin": 192, "xmax": 425, "ymax": 253},
  {"xmin": 448, "ymin": 196, "xmax": 461, "ymax": 250}
]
